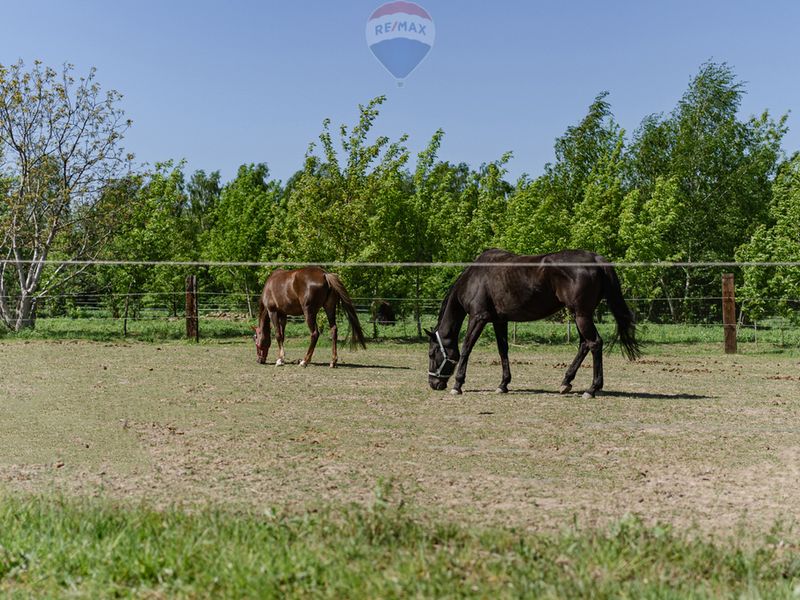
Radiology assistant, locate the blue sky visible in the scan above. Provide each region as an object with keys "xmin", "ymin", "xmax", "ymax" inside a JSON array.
[{"xmin": 3, "ymin": 1, "xmax": 799, "ymax": 184}]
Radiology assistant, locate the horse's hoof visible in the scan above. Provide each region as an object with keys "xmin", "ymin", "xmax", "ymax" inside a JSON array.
[
  {"xmin": 329, "ymin": 362, "xmax": 337, "ymax": 369},
  {"xmin": 450, "ymin": 388, "xmax": 462, "ymax": 395},
  {"xmin": 275, "ymin": 358, "xmax": 284, "ymax": 366},
  {"xmin": 495, "ymin": 387, "xmax": 508, "ymax": 394},
  {"xmin": 582, "ymin": 391, "xmax": 594, "ymax": 399},
  {"xmin": 559, "ymin": 384, "xmax": 572, "ymax": 394},
  {"xmin": 299, "ymin": 360, "xmax": 308, "ymax": 368}
]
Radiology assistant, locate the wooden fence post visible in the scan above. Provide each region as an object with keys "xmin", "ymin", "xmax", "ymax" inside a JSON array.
[
  {"xmin": 186, "ymin": 274, "xmax": 199, "ymax": 342},
  {"xmin": 722, "ymin": 273, "xmax": 736, "ymax": 354}
]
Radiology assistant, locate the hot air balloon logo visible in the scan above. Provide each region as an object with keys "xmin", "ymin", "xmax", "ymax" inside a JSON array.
[{"xmin": 366, "ymin": 1, "xmax": 435, "ymax": 84}]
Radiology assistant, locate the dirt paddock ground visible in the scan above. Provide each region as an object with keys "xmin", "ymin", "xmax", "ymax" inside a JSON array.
[{"xmin": 1, "ymin": 338, "xmax": 799, "ymax": 537}]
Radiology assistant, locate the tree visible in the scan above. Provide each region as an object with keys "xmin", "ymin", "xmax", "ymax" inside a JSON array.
[
  {"xmin": 283, "ymin": 96, "xmax": 414, "ymax": 300},
  {"xmin": 502, "ymin": 93, "xmax": 622, "ymax": 255},
  {"xmin": 646, "ymin": 62, "xmax": 783, "ymax": 261},
  {"xmin": 570, "ymin": 132, "xmax": 627, "ymax": 259},
  {"xmin": 737, "ymin": 155, "xmax": 800, "ymax": 322},
  {"xmin": 99, "ymin": 162, "xmax": 191, "ymax": 327},
  {"xmin": 202, "ymin": 163, "xmax": 283, "ymax": 317},
  {"xmin": 284, "ymin": 97, "xmax": 515, "ymax": 319},
  {"xmin": 186, "ymin": 169, "xmax": 221, "ymax": 238},
  {"xmin": 618, "ymin": 177, "xmax": 687, "ymax": 320},
  {"xmin": 625, "ymin": 62, "xmax": 786, "ymax": 319},
  {"xmin": 0, "ymin": 60, "xmax": 131, "ymax": 330}
]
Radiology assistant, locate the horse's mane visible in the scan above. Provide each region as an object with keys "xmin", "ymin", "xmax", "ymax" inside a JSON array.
[
  {"xmin": 257, "ymin": 295, "xmax": 266, "ymax": 323},
  {"xmin": 435, "ymin": 274, "xmax": 463, "ymax": 329}
]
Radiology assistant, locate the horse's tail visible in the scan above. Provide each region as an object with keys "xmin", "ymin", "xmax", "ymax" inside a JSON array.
[
  {"xmin": 600, "ymin": 262, "xmax": 642, "ymax": 361},
  {"xmin": 324, "ymin": 273, "xmax": 367, "ymax": 350}
]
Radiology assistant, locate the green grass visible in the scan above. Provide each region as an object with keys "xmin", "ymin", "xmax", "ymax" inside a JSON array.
[
  {"xmin": 0, "ymin": 315, "xmax": 246, "ymax": 343},
  {"xmin": 2, "ymin": 492, "xmax": 799, "ymax": 599},
  {"xmin": 2, "ymin": 314, "xmax": 799, "ymax": 351}
]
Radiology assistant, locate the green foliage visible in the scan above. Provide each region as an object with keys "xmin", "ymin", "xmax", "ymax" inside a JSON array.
[
  {"xmin": 282, "ymin": 97, "xmax": 412, "ymax": 298},
  {"xmin": 503, "ymin": 93, "xmax": 623, "ymax": 255},
  {"xmin": 13, "ymin": 60, "xmax": 800, "ymax": 327},
  {"xmin": 99, "ymin": 162, "xmax": 192, "ymax": 317},
  {"xmin": 624, "ymin": 62, "xmax": 787, "ymax": 319},
  {"xmin": 738, "ymin": 155, "xmax": 800, "ymax": 321},
  {"xmin": 186, "ymin": 169, "xmax": 222, "ymax": 237},
  {"xmin": 6, "ymin": 315, "xmax": 799, "ymax": 350},
  {"xmin": 619, "ymin": 177, "xmax": 688, "ymax": 318},
  {"xmin": 570, "ymin": 133, "xmax": 627, "ymax": 258},
  {"xmin": 202, "ymin": 163, "xmax": 283, "ymax": 310}
]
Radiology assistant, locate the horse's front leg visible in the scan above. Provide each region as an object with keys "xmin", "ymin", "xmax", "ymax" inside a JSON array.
[
  {"xmin": 300, "ymin": 309, "xmax": 320, "ymax": 367},
  {"xmin": 493, "ymin": 320, "xmax": 511, "ymax": 393},
  {"xmin": 451, "ymin": 315, "xmax": 488, "ymax": 395},
  {"xmin": 276, "ymin": 314, "xmax": 288, "ymax": 365},
  {"xmin": 269, "ymin": 311, "xmax": 282, "ymax": 365}
]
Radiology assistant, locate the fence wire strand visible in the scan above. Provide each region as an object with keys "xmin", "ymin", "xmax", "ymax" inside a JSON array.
[{"xmin": 2, "ymin": 259, "xmax": 800, "ymax": 268}]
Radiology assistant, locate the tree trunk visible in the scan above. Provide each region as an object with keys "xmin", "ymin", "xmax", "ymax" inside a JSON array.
[
  {"xmin": 111, "ymin": 294, "xmax": 120, "ymax": 319},
  {"xmin": 123, "ymin": 281, "xmax": 132, "ymax": 337},
  {"xmin": 13, "ymin": 293, "xmax": 36, "ymax": 331},
  {"xmin": 660, "ymin": 276, "xmax": 677, "ymax": 322},
  {"xmin": 683, "ymin": 267, "xmax": 692, "ymax": 323},
  {"xmin": 244, "ymin": 280, "xmax": 253, "ymax": 319}
]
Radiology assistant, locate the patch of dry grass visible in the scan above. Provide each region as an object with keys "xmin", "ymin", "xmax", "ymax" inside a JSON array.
[{"xmin": 1, "ymin": 338, "xmax": 799, "ymax": 537}]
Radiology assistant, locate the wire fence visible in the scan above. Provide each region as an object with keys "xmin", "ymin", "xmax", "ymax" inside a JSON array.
[
  {"xmin": 19, "ymin": 292, "xmax": 800, "ymax": 317},
  {"xmin": 3, "ymin": 259, "xmax": 800, "ymax": 267},
  {"xmin": 1, "ymin": 260, "xmax": 799, "ymax": 348},
  {"xmin": 7, "ymin": 290, "xmax": 797, "ymax": 349}
]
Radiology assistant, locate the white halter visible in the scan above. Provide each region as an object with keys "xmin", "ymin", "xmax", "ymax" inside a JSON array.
[{"xmin": 428, "ymin": 330, "xmax": 457, "ymax": 378}]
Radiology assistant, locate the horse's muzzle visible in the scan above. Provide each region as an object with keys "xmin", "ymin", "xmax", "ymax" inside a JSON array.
[{"xmin": 429, "ymin": 378, "xmax": 448, "ymax": 391}]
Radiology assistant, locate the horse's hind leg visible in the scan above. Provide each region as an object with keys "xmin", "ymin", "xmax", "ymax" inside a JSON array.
[
  {"xmin": 258, "ymin": 311, "xmax": 272, "ymax": 364},
  {"xmin": 324, "ymin": 302, "xmax": 338, "ymax": 368},
  {"xmin": 560, "ymin": 322, "xmax": 589, "ymax": 395},
  {"xmin": 300, "ymin": 309, "xmax": 320, "ymax": 367},
  {"xmin": 493, "ymin": 320, "xmax": 511, "ymax": 393},
  {"xmin": 575, "ymin": 314, "xmax": 603, "ymax": 399}
]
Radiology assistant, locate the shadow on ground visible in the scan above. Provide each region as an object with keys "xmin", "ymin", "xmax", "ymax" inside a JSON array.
[{"xmin": 462, "ymin": 388, "xmax": 711, "ymax": 400}]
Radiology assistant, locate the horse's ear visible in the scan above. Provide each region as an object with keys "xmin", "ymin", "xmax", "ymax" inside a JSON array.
[
  {"xmin": 423, "ymin": 328, "xmax": 434, "ymax": 338},
  {"xmin": 251, "ymin": 326, "xmax": 258, "ymax": 332}
]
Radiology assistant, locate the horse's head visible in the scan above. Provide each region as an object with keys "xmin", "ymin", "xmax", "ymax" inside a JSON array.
[
  {"xmin": 426, "ymin": 328, "xmax": 458, "ymax": 390},
  {"xmin": 252, "ymin": 326, "xmax": 268, "ymax": 364}
]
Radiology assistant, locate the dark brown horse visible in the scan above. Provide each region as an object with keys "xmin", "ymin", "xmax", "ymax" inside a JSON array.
[
  {"xmin": 426, "ymin": 249, "xmax": 641, "ymax": 398},
  {"xmin": 254, "ymin": 267, "xmax": 366, "ymax": 367}
]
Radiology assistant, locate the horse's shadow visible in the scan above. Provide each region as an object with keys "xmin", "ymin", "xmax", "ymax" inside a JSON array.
[
  {"xmin": 465, "ymin": 388, "xmax": 710, "ymax": 400},
  {"xmin": 304, "ymin": 362, "xmax": 411, "ymax": 370}
]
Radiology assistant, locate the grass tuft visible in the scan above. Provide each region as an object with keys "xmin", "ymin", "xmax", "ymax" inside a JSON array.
[
  {"xmin": 2, "ymin": 315, "xmax": 799, "ymax": 351},
  {"xmin": 1, "ymin": 494, "xmax": 799, "ymax": 598}
]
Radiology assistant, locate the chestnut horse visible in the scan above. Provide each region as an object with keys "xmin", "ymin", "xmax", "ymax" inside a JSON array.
[
  {"xmin": 254, "ymin": 267, "xmax": 366, "ymax": 367},
  {"xmin": 426, "ymin": 249, "xmax": 641, "ymax": 398}
]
